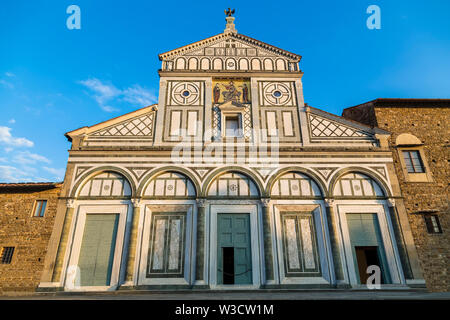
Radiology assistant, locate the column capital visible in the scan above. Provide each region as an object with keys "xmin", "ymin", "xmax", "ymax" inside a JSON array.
[
  {"xmin": 196, "ymin": 198, "xmax": 207, "ymax": 208},
  {"xmin": 324, "ymin": 198, "xmax": 335, "ymax": 207},
  {"xmin": 131, "ymin": 198, "xmax": 141, "ymax": 208},
  {"xmin": 387, "ymin": 198, "xmax": 396, "ymax": 207},
  {"xmin": 260, "ymin": 198, "xmax": 271, "ymax": 207},
  {"xmin": 66, "ymin": 199, "xmax": 75, "ymax": 208}
]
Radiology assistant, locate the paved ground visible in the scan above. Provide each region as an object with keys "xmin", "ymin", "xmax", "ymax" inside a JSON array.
[{"xmin": 2, "ymin": 290, "xmax": 450, "ymax": 300}]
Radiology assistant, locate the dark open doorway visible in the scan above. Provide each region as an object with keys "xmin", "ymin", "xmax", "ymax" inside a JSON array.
[
  {"xmin": 222, "ymin": 247, "xmax": 235, "ymax": 284},
  {"xmin": 355, "ymin": 246, "xmax": 384, "ymax": 284}
]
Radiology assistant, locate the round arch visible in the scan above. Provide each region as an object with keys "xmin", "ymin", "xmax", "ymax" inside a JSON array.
[
  {"xmin": 137, "ymin": 166, "xmax": 201, "ymax": 198},
  {"xmin": 201, "ymin": 166, "xmax": 265, "ymax": 198},
  {"xmin": 265, "ymin": 167, "xmax": 327, "ymax": 198},
  {"xmin": 70, "ymin": 166, "xmax": 136, "ymax": 198},
  {"xmin": 328, "ymin": 167, "xmax": 392, "ymax": 198}
]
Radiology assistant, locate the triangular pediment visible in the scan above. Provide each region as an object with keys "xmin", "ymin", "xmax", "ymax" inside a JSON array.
[
  {"xmin": 159, "ymin": 33, "xmax": 301, "ymax": 62},
  {"xmin": 159, "ymin": 32, "xmax": 302, "ymax": 72}
]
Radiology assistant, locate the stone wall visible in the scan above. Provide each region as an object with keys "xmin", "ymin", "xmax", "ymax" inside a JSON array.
[
  {"xmin": 0, "ymin": 184, "xmax": 61, "ymax": 294},
  {"xmin": 344, "ymin": 102, "xmax": 450, "ymax": 292}
]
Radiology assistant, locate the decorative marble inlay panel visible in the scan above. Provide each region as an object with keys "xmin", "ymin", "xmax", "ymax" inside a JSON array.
[
  {"xmin": 78, "ymin": 171, "xmax": 131, "ymax": 197},
  {"xmin": 147, "ymin": 214, "xmax": 186, "ymax": 277},
  {"xmin": 168, "ymin": 81, "xmax": 203, "ymax": 106},
  {"xmin": 312, "ymin": 167, "xmax": 338, "ymax": 181},
  {"xmin": 300, "ymin": 218, "xmax": 315, "ymax": 269},
  {"xmin": 260, "ymin": 81, "xmax": 295, "ymax": 106},
  {"xmin": 144, "ymin": 172, "xmax": 196, "ymax": 198},
  {"xmin": 333, "ymin": 173, "xmax": 385, "ymax": 197},
  {"xmin": 127, "ymin": 167, "xmax": 152, "ymax": 181},
  {"xmin": 207, "ymin": 172, "xmax": 259, "ymax": 197},
  {"xmin": 271, "ymin": 172, "xmax": 322, "ymax": 197},
  {"xmin": 152, "ymin": 219, "xmax": 166, "ymax": 270},
  {"xmin": 75, "ymin": 166, "xmax": 92, "ymax": 180},
  {"xmin": 168, "ymin": 219, "xmax": 181, "ymax": 270},
  {"xmin": 91, "ymin": 112, "xmax": 155, "ymax": 137},
  {"xmin": 285, "ymin": 218, "xmax": 300, "ymax": 269},
  {"xmin": 309, "ymin": 114, "xmax": 372, "ymax": 138},
  {"xmin": 370, "ymin": 166, "xmax": 387, "ymax": 179},
  {"xmin": 281, "ymin": 213, "xmax": 321, "ymax": 276}
]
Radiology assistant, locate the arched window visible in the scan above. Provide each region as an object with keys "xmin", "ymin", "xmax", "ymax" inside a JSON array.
[
  {"xmin": 207, "ymin": 172, "xmax": 260, "ymax": 197},
  {"xmin": 77, "ymin": 171, "xmax": 132, "ymax": 197},
  {"xmin": 333, "ymin": 172, "xmax": 385, "ymax": 197},
  {"xmin": 271, "ymin": 172, "xmax": 322, "ymax": 197},
  {"xmin": 143, "ymin": 172, "xmax": 196, "ymax": 198}
]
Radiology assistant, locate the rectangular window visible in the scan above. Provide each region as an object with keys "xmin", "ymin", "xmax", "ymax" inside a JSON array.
[
  {"xmin": 170, "ymin": 111, "xmax": 182, "ymax": 136},
  {"xmin": 402, "ymin": 150, "xmax": 425, "ymax": 173},
  {"xmin": 424, "ymin": 215, "xmax": 442, "ymax": 234},
  {"xmin": 33, "ymin": 200, "xmax": 47, "ymax": 217},
  {"xmin": 225, "ymin": 115, "xmax": 241, "ymax": 137},
  {"xmin": 1, "ymin": 247, "xmax": 15, "ymax": 264}
]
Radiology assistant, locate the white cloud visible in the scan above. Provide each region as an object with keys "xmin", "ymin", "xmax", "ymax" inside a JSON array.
[
  {"xmin": 12, "ymin": 151, "xmax": 51, "ymax": 165},
  {"xmin": 5, "ymin": 72, "xmax": 15, "ymax": 77},
  {"xmin": 0, "ymin": 126, "xmax": 34, "ymax": 147},
  {"xmin": 8, "ymin": 119, "xmax": 16, "ymax": 124},
  {"xmin": 43, "ymin": 166, "xmax": 65, "ymax": 180},
  {"xmin": 79, "ymin": 78, "xmax": 157, "ymax": 112},
  {"xmin": 0, "ymin": 79, "xmax": 14, "ymax": 89},
  {"xmin": 101, "ymin": 105, "xmax": 120, "ymax": 112},
  {"xmin": 79, "ymin": 78, "xmax": 121, "ymax": 105},
  {"xmin": 122, "ymin": 85, "xmax": 157, "ymax": 106},
  {"xmin": 0, "ymin": 165, "xmax": 34, "ymax": 182}
]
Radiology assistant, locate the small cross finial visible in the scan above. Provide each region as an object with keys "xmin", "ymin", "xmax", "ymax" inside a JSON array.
[{"xmin": 225, "ymin": 8, "xmax": 235, "ymax": 17}]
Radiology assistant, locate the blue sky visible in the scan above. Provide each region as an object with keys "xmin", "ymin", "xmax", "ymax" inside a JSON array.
[{"xmin": 0, "ymin": 0, "xmax": 449, "ymax": 182}]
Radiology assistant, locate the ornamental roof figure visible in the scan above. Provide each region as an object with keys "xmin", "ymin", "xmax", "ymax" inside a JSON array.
[
  {"xmin": 225, "ymin": 8, "xmax": 235, "ymax": 17},
  {"xmin": 224, "ymin": 8, "xmax": 237, "ymax": 33}
]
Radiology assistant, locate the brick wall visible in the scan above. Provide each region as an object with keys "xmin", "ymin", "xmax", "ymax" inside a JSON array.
[
  {"xmin": 0, "ymin": 184, "xmax": 61, "ymax": 294},
  {"xmin": 344, "ymin": 103, "xmax": 450, "ymax": 292}
]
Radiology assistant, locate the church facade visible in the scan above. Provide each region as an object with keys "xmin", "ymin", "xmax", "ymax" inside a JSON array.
[{"xmin": 38, "ymin": 15, "xmax": 426, "ymax": 292}]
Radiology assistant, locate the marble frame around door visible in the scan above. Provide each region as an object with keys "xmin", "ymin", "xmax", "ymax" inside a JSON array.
[
  {"xmin": 63, "ymin": 202, "xmax": 130, "ymax": 292},
  {"xmin": 208, "ymin": 203, "xmax": 262, "ymax": 289},
  {"xmin": 337, "ymin": 201, "xmax": 405, "ymax": 287}
]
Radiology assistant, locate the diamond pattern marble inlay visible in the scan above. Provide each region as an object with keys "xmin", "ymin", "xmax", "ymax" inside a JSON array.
[
  {"xmin": 309, "ymin": 114, "xmax": 369, "ymax": 138},
  {"xmin": 92, "ymin": 113, "xmax": 154, "ymax": 137}
]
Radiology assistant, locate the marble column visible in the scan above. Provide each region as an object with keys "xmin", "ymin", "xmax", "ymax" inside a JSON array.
[
  {"xmin": 325, "ymin": 198, "xmax": 344, "ymax": 282},
  {"xmin": 261, "ymin": 198, "xmax": 274, "ymax": 281},
  {"xmin": 125, "ymin": 199, "xmax": 141, "ymax": 283},
  {"xmin": 387, "ymin": 198, "xmax": 413, "ymax": 280},
  {"xmin": 195, "ymin": 199, "xmax": 206, "ymax": 282}
]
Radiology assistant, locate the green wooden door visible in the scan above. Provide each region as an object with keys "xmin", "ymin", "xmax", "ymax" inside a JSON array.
[
  {"xmin": 217, "ymin": 213, "xmax": 252, "ymax": 285},
  {"xmin": 347, "ymin": 213, "xmax": 391, "ymax": 284},
  {"xmin": 78, "ymin": 214, "xmax": 119, "ymax": 286}
]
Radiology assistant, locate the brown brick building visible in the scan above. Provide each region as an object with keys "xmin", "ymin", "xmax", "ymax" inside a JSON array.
[
  {"xmin": 0, "ymin": 183, "xmax": 61, "ymax": 294},
  {"xmin": 343, "ymin": 98, "xmax": 450, "ymax": 292}
]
